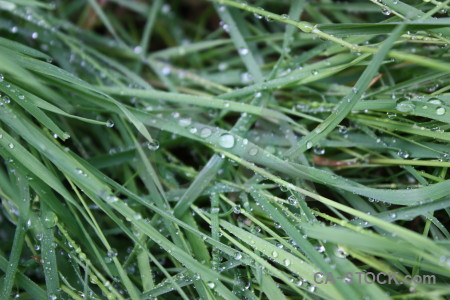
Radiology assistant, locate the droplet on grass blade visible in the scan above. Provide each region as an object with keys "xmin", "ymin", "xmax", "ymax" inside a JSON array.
[
  {"xmin": 219, "ymin": 133, "xmax": 235, "ymax": 148},
  {"xmin": 200, "ymin": 127, "xmax": 212, "ymax": 138},
  {"xmin": 396, "ymin": 101, "xmax": 415, "ymax": 113},
  {"xmin": 238, "ymin": 48, "xmax": 249, "ymax": 56},
  {"xmin": 436, "ymin": 107, "xmax": 446, "ymax": 115}
]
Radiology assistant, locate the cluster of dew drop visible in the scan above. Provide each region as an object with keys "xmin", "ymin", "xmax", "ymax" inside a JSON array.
[{"xmin": 396, "ymin": 97, "xmax": 447, "ymax": 116}]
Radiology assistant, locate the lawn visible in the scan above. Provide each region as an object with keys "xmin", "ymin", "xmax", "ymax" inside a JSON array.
[{"xmin": 0, "ymin": 0, "xmax": 449, "ymax": 299}]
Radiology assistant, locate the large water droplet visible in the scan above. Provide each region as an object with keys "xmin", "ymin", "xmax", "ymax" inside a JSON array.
[
  {"xmin": 219, "ymin": 133, "xmax": 235, "ymax": 148},
  {"xmin": 436, "ymin": 107, "xmax": 446, "ymax": 116},
  {"xmin": 428, "ymin": 98, "xmax": 442, "ymax": 105},
  {"xmin": 200, "ymin": 127, "xmax": 212, "ymax": 138},
  {"xmin": 238, "ymin": 48, "xmax": 249, "ymax": 56},
  {"xmin": 179, "ymin": 118, "xmax": 191, "ymax": 127},
  {"xmin": 396, "ymin": 101, "xmax": 415, "ymax": 113},
  {"xmin": 248, "ymin": 148, "xmax": 258, "ymax": 156}
]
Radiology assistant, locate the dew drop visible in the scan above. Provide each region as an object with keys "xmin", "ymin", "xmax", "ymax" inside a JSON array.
[
  {"xmin": 106, "ymin": 120, "xmax": 114, "ymax": 128},
  {"xmin": 0, "ymin": 74, "xmax": 3, "ymax": 82},
  {"xmin": 436, "ymin": 107, "xmax": 446, "ymax": 116},
  {"xmin": 147, "ymin": 141, "xmax": 160, "ymax": 151},
  {"xmin": 396, "ymin": 101, "xmax": 415, "ymax": 113},
  {"xmin": 429, "ymin": 98, "xmax": 442, "ymax": 105},
  {"xmin": 189, "ymin": 127, "xmax": 197, "ymax": 134},
  {"xmin": 248, "ymin": 148, "xmax": 258, "ymax": 156},
  {"xmin": 306, "ymin": 141, "xmax": 313, "ymax": 149},
  {"xmin": 133, "ymin": 46, "xmax": 142, "ymax": 54},
  {"xmin": 313, "ymin": 147, "xmax": 325, "ymax": 155},
  {"xmin": 200, "ymin": 127, "xmax": 212, "ymax": 138},
  {"xmin": 179, "ymin": 118, "xmax": 191, "ymax": 127},
  {"xmin": 107, "ymin": 248, "xmax": 118, "ymax": 258},
  {"xmin": 397, "ymin": 150, "xmax": 409, "ymax": 159},
  {"xmin": 283, "ymin": 259, "xmax": 291, "ymax": 266},
  {"xmin": 238, "ymin": 48, "xmax": 249, "ymax": 56},
  {"xmin": 76, "ymin": 168, "xmax": 87, "ymax": 176},
  {"xmin": 219, "ymin": 133, "xmax": 235, "ymax": 148},
  {"xmin": 335, "ymin": 247, "xmax": 348, "ymax": 258},
  {"xmin": 106, "ymin": 196, "xmax": 119, "ymax": 204}
]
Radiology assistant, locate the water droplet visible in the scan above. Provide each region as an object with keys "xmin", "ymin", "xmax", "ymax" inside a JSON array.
[
  {"xmin": 0, "ymin": 74, "xmax": 3, "ymax": 82},
  {"xmin": 272, "ymin": 250, "xmax": 278, "ymax": 258},
  {"xmin": 107, "ymin": 248, "xmax": 118, "ymax": 258},
  {"xmin": 106, "ymin": 196, "xmax": 119, "ymax": 203},
  {"xmin": 396, "ymin": 101, "xmax": 415, "ymax": 113},
  {"xmin": 436, "ymin": 107, "xmax": 446, "ymax": 115},
  {"xmin": 233, "ymin": 205, "xmax": 241, "ymax": 214},
  {"xmin": 8, "ymin": 143, "xmax": 14, "ymax": 149},
  {"xmin": 397, "ymin": 150, "xmax": 409, "ymax": 159},
  {"xmin": 106, "ymin": 120, "xmax": 114, "ymax": 128},
  {"xmin": 283, "ymin": 259, "xmax": 291, "ymax": 266},
  {"xmin": 31, "ymin": 32, "xmax": 39, "ymax": 39},
  {"xmin": 238, "ymin": 48, "xmax": 249, "ymax": 56},
  {"xmin": 189, "ymin": 127, "xmax": 197, "ymax": 134},
  {"xmin": 147, "ymin": 141, "xmax": 160, "ymax": 151},
  {"xmin": 218, "ymin": 62, "xmax": 228, "ymax": 71},
  {"xmin": 338, "ymin": 126, "xmax": 348, "ymax": 134},
  {"xmin": 234, "ymin": 253, "xmax": 242, "ymax": 260},
  {"xmin": 254, "ymin": 11, "xmax": 263, "ymax": 19},
  {"xmin": 179, "ymin": 118, "xmax": 191, "ymax": 127},
  {"xmin": 382, "ymin": 8, "xmax": 391, "ymax": 15},
  {"xmin": 313, "ymin": 147, "xmax": 325, "ymax": 155},
  {"xmin": 207, "ymin": 282, "xmax": 215, "ymax": 289},
  {"xmin": 248, "ymin": 148, "xmax": 258, "ymax": 156},
  {"xmin": 288, "ymin": 196, "xmax": 297, "ymax": 205},
  {"xmin": 306, "ymin": 141, "xmax": 313, "ymax": 149},
  {"xmin": 219, "ymin": 133, "xmax": 235, "ymax": 148},
  {"xmin": 162, "ymin": 66, "xmax": 171, "ymax": 75},
  {"xmin": 335, "ymin": 247, "xmax": 348, "ymax": 258},
  {"xmin": 429, "ymin": 98, "xmax": 442, "ymax": 105},
  {"xmin": 133, "ymin": 46, "xmax": 142, "ymax": 54},
  {"xmin": 387, "ymin": 112, "xmax": 397, "ymax": 119},
  {"xmin": 200, "ymin": 127, "xmax": 212, "ymax": 138},
  {"xmin": 389, "ymin": 212, "xmax": 397, "ymax": 219},
  {"xmin": 76, "ymin": 168, "xmax": 87, "ymax": 176}
]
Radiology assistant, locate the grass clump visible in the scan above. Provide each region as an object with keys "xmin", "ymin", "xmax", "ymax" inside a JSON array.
[{"xmin": 0, "ymin": 0, "xmax": 449, "ymax": 299}]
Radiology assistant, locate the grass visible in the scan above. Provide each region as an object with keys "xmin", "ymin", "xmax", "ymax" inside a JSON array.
[{"xmin": 0, "ymin": 0, "xmax": 449, "ymax": 299}]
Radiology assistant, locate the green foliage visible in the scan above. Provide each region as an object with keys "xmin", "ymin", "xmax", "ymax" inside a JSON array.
[{"xmin": 0, "ymin": 0, "xmax": 449, "ymax": 299}]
